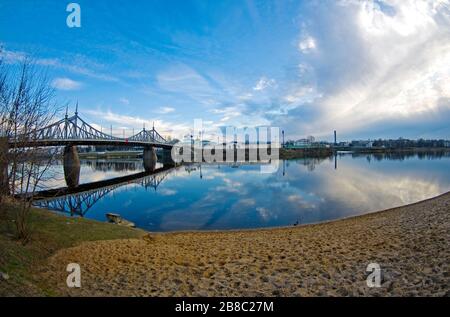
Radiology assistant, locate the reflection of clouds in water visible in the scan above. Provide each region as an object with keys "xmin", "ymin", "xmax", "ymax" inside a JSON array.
[
  {"xmin": 159, "ymin": 157, "xmax": 450, "ymax": 230},
  {"xmin": 266, "ymin": 181, "xmax": 290, "ymax": 189},
  {"xmin": 36, "ymin": 164, "xmax": 66, "ymax": 189},
  {"xmin": 315, "ymin": 164, "xmax": 443, "ymax": 214},
  {"xmin": 223, "ymin": 177, "xmax": 242, "ymax": 187},
  {"xmin": 256, "ymin": 207, "xmax": 270, "ymax": 221},
  {"xmin": 123, "ymin": 200, "xmax": 133, "ymax": 208},
  {"xmin": 285, "ymin": 194, "xmax": 318, "ymax": 210},
  {"xmin": 38, "ymin": 156, "xmax": 450, "ymax": 231},
  {"xmin": 215, "ymin": 186, "xmax": 241, "ymax": 193},
  {"xmin": 287, "ymin": 195, "xmax": 302, "ymax": 203},
  {"xmin": 201, "ymin": 175, "xmax": 216, "ymax": 180},
  {"xmin": 80, "ymin": 169, "xmax": 138, "ymax": 184},
  {"xmin": 214, "ymin": 176, "xmax": 245, "ymax": 194},
  {"xmin": 158, "ymin": 188, "xmax": 177, "ymax": 196},
  {"xmin": 157, "ymin": 174, "xmax": 256, "ymax": 230},
  {"xmin": 158, "ymin": 199, "xmax": 218, "ymax": 231},
  {"xmin": 239, "ymin": 198, "xmax": 256, "ymax": 206},
  {"xmin": 38, "ymin": 163, "xmax": 145, "ymax": 189},
  {"xmin": 278, "ymin": 158, "xmax": 448, "ymax": 220},
  {"xmin": 106, "ymin": 183, "xmax": 138, "ymax": 195},
  {"xmin": 163, "ymin": 165, "xmax": 317, "ymax": 229}
]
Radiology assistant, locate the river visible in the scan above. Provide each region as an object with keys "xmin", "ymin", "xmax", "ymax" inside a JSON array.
[{"xmin": 34, "ymin": 151, "xmax": 450, "ymax": 231}]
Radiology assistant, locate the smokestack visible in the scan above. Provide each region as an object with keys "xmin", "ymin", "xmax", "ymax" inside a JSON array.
[{"xmin": 334, "ymin": 130, "xmax": 337, "ymax": 145}]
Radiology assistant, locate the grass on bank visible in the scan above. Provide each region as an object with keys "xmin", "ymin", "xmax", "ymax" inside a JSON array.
[{"xmin": 0, "ymin": 201, "xmax": 146, "ymax": 296}]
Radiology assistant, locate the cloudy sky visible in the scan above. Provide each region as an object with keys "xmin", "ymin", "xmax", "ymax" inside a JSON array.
[{"xmin": 1, "ymin": 0, "xmax": 449, "ymax": 141}]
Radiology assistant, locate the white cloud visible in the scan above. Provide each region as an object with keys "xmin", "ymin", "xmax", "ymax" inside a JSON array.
[
  {"xmin": 51, "ymin": 77, "xmax": 82, "ymax": 91},
  {"xmin": 0, "ymin": 48, "xmax": 26, "ymax": 63},
  {"xmin": 119, "ymin": 98, "xmax": 130, "ymax": 105},
  {"xmin": 210, "ymin": 106, "xmax": 242, "ymax": 122},
  {"xmin": 85, "ymin": 109, "xmax": 190, "ymax": 139},
  {"xmin": 298, "ymin": 36, "xmax": 317, "ymax": 53},
  {"xmin": 284, "ymin": 0, "xmax": 450, "ymax": 139},
  {"xmin": 156, "ymin": 64, "xmax": 218, "ymax": 106},
  {"xmin": 284, "ymin": 86, "xmax": 322, "ymax": 104},
  {"xmin": 253, "ymin": 76, "xmax": 276, "ymax": 91},
  {"xmin": 156, "ymin": 106, "xmax": 175, "ymax": 114},
  {"xmin": 0, "ymin": 48, "xmax": 118, "ymax": 82}
]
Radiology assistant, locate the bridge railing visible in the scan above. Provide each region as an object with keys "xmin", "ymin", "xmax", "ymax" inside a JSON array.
[{"xmin": 128, "ymin": 128, "xmax": 167, "ymax": 144}]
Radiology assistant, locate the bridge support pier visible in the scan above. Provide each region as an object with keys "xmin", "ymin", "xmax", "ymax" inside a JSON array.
[
  {"xmin": 143, "ymin": 146, "xmax": 157, "ymax": 172},
  {"xmin": 161, "ymin": 148, "xmax": 175, "ymax": 167},
  {"xmin": 0, "ymin": 137, "xmax": 9, "ymax": 197},
  {"xmin": 63, "ymin": 145, "xmax": 80, "ymax": 188}
]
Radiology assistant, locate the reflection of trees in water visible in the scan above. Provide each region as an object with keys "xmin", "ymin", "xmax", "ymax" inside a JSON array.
[
  {"xmin": 290, "ymin": 157, "xmax": 330, "ymax": 171},
  {"xmin": 348, "ymin": 151, "xmax": 450, "ymax": 162},
  {"xmin": 81, "ymin": 159, "xmax": 143, "ymax": 172},
  {"xmin": 286, "ymin": 151, "xmax": 450, "ymax": 172}
]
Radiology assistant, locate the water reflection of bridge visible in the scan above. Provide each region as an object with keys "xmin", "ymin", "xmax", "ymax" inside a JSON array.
[
  {"xmin": 81, "ymin": 159, "xmax": 144, "ymax": 172},
  {"xmin": 32, "ymin": 165, "xmax": 176, "ymax": 216}
]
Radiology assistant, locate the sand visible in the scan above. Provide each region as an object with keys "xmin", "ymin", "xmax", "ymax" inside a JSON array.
[{"xmin": 42, "ymin": 192, "xmax": 450, "ymax": 296}]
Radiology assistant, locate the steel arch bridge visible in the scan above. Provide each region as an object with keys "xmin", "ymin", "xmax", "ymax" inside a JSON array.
[
  {"xmin": 32, "ymin": 166, "xmax": 174, "ymax": 217},
  {"xmin": 7, "ymin": 109, "xmax": 172, "ymax": 149}
]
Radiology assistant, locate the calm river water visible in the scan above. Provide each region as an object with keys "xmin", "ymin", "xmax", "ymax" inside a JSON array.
[{"xmin": 35, "ymin": 152, "xmax": 450, "ymax": 231}]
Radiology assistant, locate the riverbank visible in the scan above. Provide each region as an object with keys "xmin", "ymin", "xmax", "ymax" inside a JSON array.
[
  {"xmin": 76, "ymin": 147, "xmax": 450, "ymax": 161},
  {"xmin": 280, "ymin": 147, "xmax": 333, "ymax": 159},
  {"xmin": 0, "ymin": 201, "xmax": 145, "ymax": 296},
  {"xmin": 21, "ymin": 192, "xmax": 450, "ymax": 296},
  {"xmin": 345, "ymin": 147, "xmax": 450, "ymax": 154},
  {"xmin": 1, "ymin": 193, "xmax": 449, "ymax": 296},
  {"xmin": 280, "ymin": 146, "xmax": 450, "ymax": 159}
]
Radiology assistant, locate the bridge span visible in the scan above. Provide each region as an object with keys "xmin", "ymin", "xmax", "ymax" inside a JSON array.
[
  {"xmin": 7, "ymin": 109, "xmax": 173, "ymax": 150},
  {"xmin": 4, "ymin": 109, "xmax": 175, "ymax": 188},
  {"xmin": 10, "ymin": 138, "xmax": 173, "ymax": 150}
]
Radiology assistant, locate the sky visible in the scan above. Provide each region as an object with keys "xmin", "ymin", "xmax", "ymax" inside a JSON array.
[{"xmin": 1, "ymin": 0, "xmax": 450, "ymax": 141}]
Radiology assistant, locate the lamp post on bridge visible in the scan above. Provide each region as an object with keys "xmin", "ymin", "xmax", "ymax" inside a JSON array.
[{"xmin": 73, "ymin": 101, "xmax": 79, "ymax": 139}]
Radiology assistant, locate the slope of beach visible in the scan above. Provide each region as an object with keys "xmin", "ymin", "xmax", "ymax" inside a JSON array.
[
  {"xmin": 0, "ymin": 201, "xmax": 145, "ymax": 296},
  {"xmin": 40, "ymin": 192, "xmax": 450, "ymax": 297}
]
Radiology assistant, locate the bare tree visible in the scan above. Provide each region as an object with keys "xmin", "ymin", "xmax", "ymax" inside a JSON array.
[{"xmin": 0, "ymin": 51, "xmax": 60, "ymax": 243}]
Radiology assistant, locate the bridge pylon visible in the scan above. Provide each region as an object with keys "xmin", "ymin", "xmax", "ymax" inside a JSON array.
[
  {"xmin": 63, "ymin": 145, "xmax": 80, "ymax": 188},
  {"xmin": 143, "ymin": 146, "xmax": 157, "ymax": 172}
]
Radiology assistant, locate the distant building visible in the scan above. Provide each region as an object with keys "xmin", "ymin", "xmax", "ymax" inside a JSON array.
[
  {"xmin": 351, "ymin": 140, "xmax": 373, "ymax": 148},
  {"xmin": 284, "ymin": 136, "xmax": 332, "ymax": 149},
  {"xmin": 293, "ymin": 138, "xmax": 312, "ymax": 148}
]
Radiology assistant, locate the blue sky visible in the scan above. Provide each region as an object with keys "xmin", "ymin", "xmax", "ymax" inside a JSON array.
[{"xmin": 1, "ymin": 0, "xmax": 450, "ymax": 141}]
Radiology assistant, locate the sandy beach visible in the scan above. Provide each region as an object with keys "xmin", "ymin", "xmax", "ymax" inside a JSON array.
[{"xmin": 42, "ymin": 192, "xmax": 450, "ymax": 297}]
